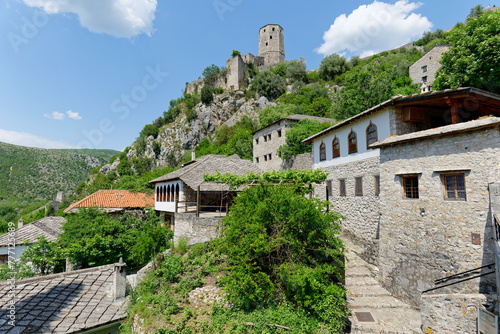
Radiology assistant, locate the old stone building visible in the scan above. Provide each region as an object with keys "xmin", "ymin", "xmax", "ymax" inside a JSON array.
[
  {"xmin": 409, "ymin": 45, "xmax": 450, "ymax": 92},
  {"xmin": 253, "ymin": 114, "xmax": 334, "ymax": 171},
  {"xmin": 150, "ymin": 154, "xmax": 261, "ymax": 244},
  {"xmin": 186, "ymin": 24, "xmax": 293, "ymax": 93},
  {"xmin": 304, "ymin": 87, "xmax": 500, "ymax": 331}
]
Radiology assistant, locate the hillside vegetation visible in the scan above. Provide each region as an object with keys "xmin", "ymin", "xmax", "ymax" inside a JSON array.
[{"xmin": 0, "ymin": 141, "xmax": 118, "ymax": 202}]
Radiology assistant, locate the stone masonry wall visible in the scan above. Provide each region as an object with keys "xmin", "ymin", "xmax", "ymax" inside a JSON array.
[
  {"xmin": 321, "ymin": 156, "xmax": 381, "ymax": 263},
  {"xmin": 174, "ymin": 213, "xmax": 222, "ymax": 245},
  {"xmin": 409, "ymin": 45, "xmax": 450, "ymax": 86},
  {"xmin": 253, "ymin": 120, "xmax": 291, "ymax": 171},
  {"xmin": 378, "ymin": 126, "xmax": 500, "ymax": 307}
]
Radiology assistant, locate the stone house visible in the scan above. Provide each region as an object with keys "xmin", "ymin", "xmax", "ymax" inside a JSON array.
[
  {"xmin": 253, "ymin": 114, "xmax": 334, "ymax": 171},
  {"xmin": 64, "ymin": 189, "xmax": 154, "ymax": 218},
  {"xmin": 409, "ymin": 45, "xmax": 450, "ymax": 92},
  {"xmin": 0, "ymin": 261, "xmax": 128, "ymax": 333},
  {"xmin": 303, "ymin": 87, "xmax": 500, "ymax": 331},
  {"xmin": 149, "ymin": 154, "xmax": 261, "ymax": 244},
  {"xmin": 0, "ymin": 216, "xmax": 65, "ymax": 264}
]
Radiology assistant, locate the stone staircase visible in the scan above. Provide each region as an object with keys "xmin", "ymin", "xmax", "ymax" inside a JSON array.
[{"xmin": 345, "ymin": 240, "xmax": 422, "ymax": 333}]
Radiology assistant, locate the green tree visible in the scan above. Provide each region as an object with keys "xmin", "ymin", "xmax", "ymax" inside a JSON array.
[
  {"xmin": 319, "ymin": 53, "xmax": 349, "ymax": 81},
  {"xmin": 140, "ymin": 124, "xmax": 159, "ymax": 139},
  {"xmin": 434, "ymin": 10, "xmax": 500, "ymax": 94},
  {"xmin": 201, "ymin": 85, "xmax": 214, "ymax": 105},
  {"xmin": 215, "ymin": 182, "xmax": 346, "ymax": 331},
  {"xmin": 231, "ymin": 50, "xmax": 241, "ymax": 57},
  {"xmin": 202, "ymin": 64, "xmax": 222, "ymax": 87},
  {"xmin": 468, "ymin": 4, "xmax": 484, "ymax": 19},
  {"xmin": 285, "ymin": 60, "xmax": 307, "ymax": 82},
  {"xmin": 258, "ymin": 104, "xmax": 302, "ymax": 128},
  {"xmin": 278, "ymin": 84, "xmax": 332, "ymax": 117},
  {"xmin": 277, "ymin": 119, "xmax": 333, "ymax": 161},
  {"xmin": 21, "ymin": 235, "xmax": 64, "ymax": 275},
  {"xmin": 252, "ymin": 70, "xmax": 286, "ymax": 100},
  {"xmin": 60, "ymin": 208, "xmax": 172, "ymax": 268}
]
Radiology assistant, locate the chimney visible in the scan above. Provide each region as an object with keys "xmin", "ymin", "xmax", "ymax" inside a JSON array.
[
  {"xmin": 113, "ymin": 257, "xmax": 127, "ymax": 301},
  {"xmin": 192, "ymin": 149, "xmax": 196, "ymax": 161},
  {"xmin": 18, "ymin": 218, "xmax": 24, "ymax": 229}
]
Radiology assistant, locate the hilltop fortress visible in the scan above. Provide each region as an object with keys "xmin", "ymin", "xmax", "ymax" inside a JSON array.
[{"xmin": 186, "ymin": 24, "xmax": 304, "ymax": 94}]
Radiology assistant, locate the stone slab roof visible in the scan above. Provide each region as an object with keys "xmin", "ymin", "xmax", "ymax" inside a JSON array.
[
  {"xmin": 371, "ymin": 116, "xmax": 500, "ymax": 148},
  {"xmin": 253, "ymin": 114, "xmax": 335, "ymax": 135},
  {"xmin": 64, "ymin": 189, "xmax": 154, "ymax": 213},
  {"xmin": 302, "ymin": 87, "xmax": 500, "ymax": 144},
  {"xmin": 0, "ymin": 264, "xmax": 127, "ymax": 333},
  {"xmin": 149, "ymin": 154, "xmax": 261, "ymax": 190},
  {"xmin": 0, "ymin": 217, "xmax": 65, "ymax": 247}
]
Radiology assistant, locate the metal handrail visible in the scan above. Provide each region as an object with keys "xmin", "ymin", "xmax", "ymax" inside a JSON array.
[{"xmin": 494, "ymin": 213, "xmax": 500, "ymax": 241}]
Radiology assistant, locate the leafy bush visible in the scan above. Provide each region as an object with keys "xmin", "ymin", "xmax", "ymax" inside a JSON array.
[
  {"xmin": 135, "ymin": 137, "xmax": 147, "ymax": 156},
  {"xmin": 21, "ymin": 235, "xmax": 64, "ymax": 275},
  {"xmin": 216, "ymin": 183, "xmax": 346, "ymax": 330},
  {"xmin": 258, "ymin": 103, "xmax": 301, "ymax": 128},
  {"xmin": 277, "ymin": 119, "xmax": 333, "ymax": 161},
  {"xmin": 434, "ymin": 10, "xmax": 500, "ymax": 93},
  {"xmin": 140, "ymin": 124, "xmax": 159, "ymax": 139},
  {"xmin": 278, "ymin": 84, "xmax": 332, "ymax": 117},
  {"xmin": 201, "ymin": 85, "xmax": 214, "ymax": 105},
  {"xmin": 286, "ymin": 60, "xmax": 307, "ymax": 82},
  {"xmin": 132, "ymin": 157, "xmax": 152, "ymax": 176},
  {"xmin": 59, "ymin": 208, "xmax": 172, "ymax": 269},
  {"xmin": 202, "ymin": 64, "xmax": 222, "ymax": 87},
  {"xmin": 252, "ymin": 70, "xmax": 286, "ymax": 100},
  {"xmin": 319, "ymin": 53, "xmax": 349, "ymax": 81},
  {"xmin": 117, "ymin": 157, "xmax": 134, "ymax": 176},
  {"xmin": 152, "ymin": 141, "xmax": 161, "ymax": 156},
  {"xmin": 231, "ymin": 50, "xmax": 241, "ymax": 57}
]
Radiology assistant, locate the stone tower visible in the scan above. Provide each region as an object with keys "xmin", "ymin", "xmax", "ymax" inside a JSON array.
[{"xmin": 258, "ymin": 24, "xmax": 285, "ymax": 66}]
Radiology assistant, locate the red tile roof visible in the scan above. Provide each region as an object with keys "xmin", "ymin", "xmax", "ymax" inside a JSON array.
[{"xmin": 64, "ymin": 190, "xmax": 154, "ymax": 213}]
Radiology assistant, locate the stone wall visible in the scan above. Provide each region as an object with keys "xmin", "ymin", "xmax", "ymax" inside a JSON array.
[
  {"xmin": 258, "ymin": 24, "xmax": 285, "ymax": 67},
  {"xmin": 174, "ymin": 213, "xmax": 222, "ymax": 245},
  {"xmin": 253, "ymin": 120, "xmax": 291, "ymax": 171},
  {"xmin": 378, "ymin": 126, "xmax": 500, "ymax": 307},
  {"xmin": 409, "ymin": 45, "xmax": 450, "ymax": 87},
  {"xmin": 421, "ymin": 293, "xmax": 494, "ymax": 333},
  {"xmin": 225, "ymin": 55, "xmax": 248, "ymax": 91},
  {"xmin": 321, "ymin": 156, "xmax": 381, "ymax": 262}
]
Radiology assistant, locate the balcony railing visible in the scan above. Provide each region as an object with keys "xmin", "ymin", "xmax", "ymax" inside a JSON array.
[{"xmin": 174, "ymin": 200, "xmax": 229, "ymax": 218}]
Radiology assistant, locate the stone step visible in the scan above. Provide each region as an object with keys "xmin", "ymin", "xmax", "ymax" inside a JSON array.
[
  {"xmin": 346, "ymin": 276, "xmax": 380, "ymax": 287},
  {"xmin": 350, "ymin": 308, "xmax": 422, "ymax": 334},
  {"xmin": 348, "ymin": 296, "xmax": 409, "ymax": 309},
  {"xmin": 346, "ymin": 266, "xmax": 372, "ymax": 277},
  {"xmin": 347, "ymin": 285, "xmax": 392, "ymax": 297}
]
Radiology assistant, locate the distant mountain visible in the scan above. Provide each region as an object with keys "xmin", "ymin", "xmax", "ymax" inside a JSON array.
[{"xmin": 0, "ymin": 142, "xmax": 119, "ymax": 201}]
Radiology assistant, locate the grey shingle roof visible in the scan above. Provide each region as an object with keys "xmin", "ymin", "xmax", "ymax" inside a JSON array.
[
  {"xmin": 149, "ymin": 154, "xmax": 261, "ymax": 190},
  {"xmin": 0, "ymin": 217, "xmax": 65, "ymax": 247},
  {"xmin": 0, "ymin": 264, "xmax": 127, "ymax": 333}
]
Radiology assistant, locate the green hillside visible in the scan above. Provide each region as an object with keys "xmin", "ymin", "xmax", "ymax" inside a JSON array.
[{"xmin": 0, "ymin": 142, "xmax": 119, "ymax": 201}]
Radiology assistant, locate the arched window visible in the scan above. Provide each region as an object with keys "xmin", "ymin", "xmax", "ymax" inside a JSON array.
[
  {"xmin": 162, "ymin": 185, "xmax": 166, "ymax": 202},
  {"xmin": 332, "ymin": 137, "xmax": 340, "ymax": 158},
  {"xmin": 366, "ymin": 122, "xmax": 378, "ymax": 148},
  {"xmin": 319, "ymin": 142, "xmax": 326, "ymax": 161},
  {"xmin": 156, "ymin": 186, "xmax": 159, "ymax": 202},
  {"xmin": 171, "ymin": 185, "xmax": 175, "ymax": 202},
  {"xmin": 348, "ymin": 130, "xmax": 357, "ymax": 154},
  {"xmin": 175, "ymin": 184, "xmax": 180, "ymax": 201},
  {"xmin": 167, "ymin": 185, "xmax": 171, "ymax": 202}
]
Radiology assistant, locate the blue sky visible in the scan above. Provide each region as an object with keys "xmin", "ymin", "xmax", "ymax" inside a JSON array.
[{"xmin": 0, "ymin": 0, "xmax": 491, "ymax": 150}]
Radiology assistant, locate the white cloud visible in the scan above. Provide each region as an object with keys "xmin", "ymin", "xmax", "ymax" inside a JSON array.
[
  {"xmin": 0, "ymin": 129, "xmax": 79, "ymax": 149},
  {"xmin": 44, "ymin": 111, "xmax": 65, "ymax": 120},
  {"xmin": 316, "ymin": 1, "xmax": 432, "ymax": 58},
  {"xmin": 66, "ymin": 110, "xmax": 82, "ymax": 120},
  {"xmin": 22, "ymin": 0, "xmax": 158, "ymax": 38}
]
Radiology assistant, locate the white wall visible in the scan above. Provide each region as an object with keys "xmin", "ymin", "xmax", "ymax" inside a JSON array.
[
  {"xmin": 312, "ymin": 110, "xmax": 391, "ymax": 169},
  {"xmin": 0, "ymin": 245, "xmax": 29, "ymax": 261},
  {"xmin": 154, "ymin": 180, "xmax": 183, "ymax": 212}
]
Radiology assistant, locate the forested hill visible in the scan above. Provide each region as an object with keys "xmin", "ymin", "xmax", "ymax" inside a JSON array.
[{"xmin": 0, "ymin": 142, "xmax": 119, "ymax": 201}]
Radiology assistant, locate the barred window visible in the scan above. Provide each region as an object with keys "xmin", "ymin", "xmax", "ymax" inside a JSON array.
[
  {"xmin": 442, "ymin": 174, "xmax": 466, "ymax": 201},
  {"xmin": 355, "ymin": 177, "xmax": 363, "ymax": 196},
  {"xmin": 374, "ymin": 175, "xmax": 380, "ymax": 197},
  {"xmin": 402, "ymin": 176, "xmax": 419, "ymax": 199},
  {"xmin": 339, "ymin": 179, "xmax": 346, "ymax": 196}
]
